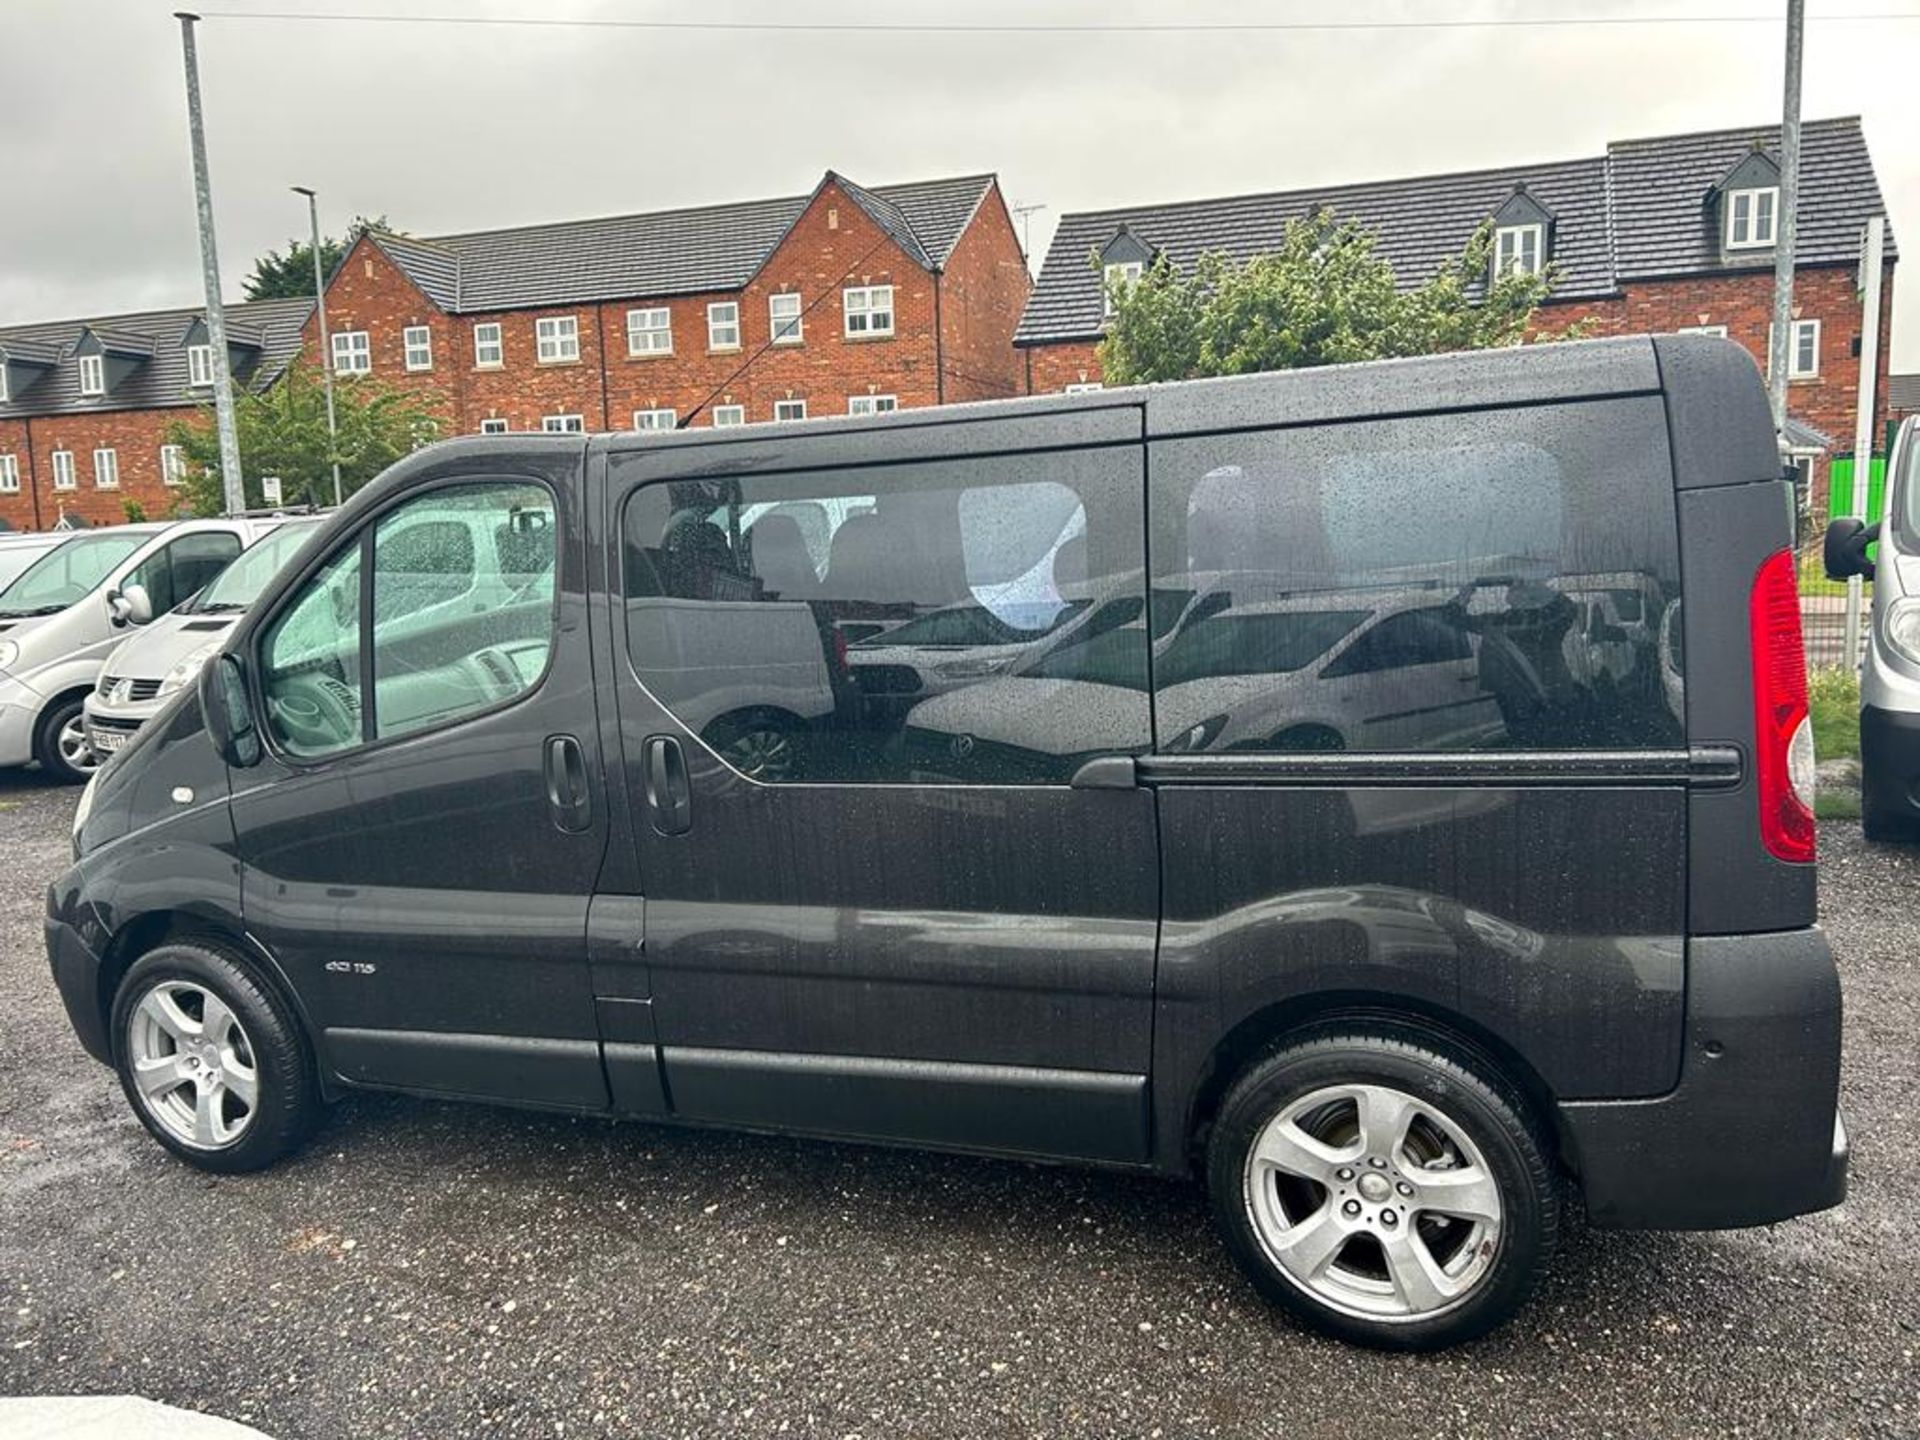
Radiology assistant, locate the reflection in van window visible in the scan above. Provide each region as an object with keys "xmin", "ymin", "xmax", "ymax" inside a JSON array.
[
  {"xmin": 0, "ymin": 532, "xmax": 144, "ymax": 616},
  {"xmin": 259, "ymin": 483, "xmax": 557, "ymax": 758},
  {"xmin": 1150, "ymin": 397, "xmax": 1682, "ymax": 753},
  {"xmin": 620, "ymin": 449, "xmax": 1147, "ymax": 783}
]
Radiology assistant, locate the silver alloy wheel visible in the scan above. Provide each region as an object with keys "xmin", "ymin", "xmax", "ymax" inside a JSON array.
[
  {"xmin": 1243, "ymin": 1082, "xmax": 1503, "ymax": 1322},
  {"xmin": 722, "ymin": 726, "xmax": 794, "ymax": 782},
  {"xmin": 58, "ymin": 713, "xmax": 101, "ymax": 773},
  {"xmin": 125, "ymin": 981, "xmax": 260, "ymax": 1150}
]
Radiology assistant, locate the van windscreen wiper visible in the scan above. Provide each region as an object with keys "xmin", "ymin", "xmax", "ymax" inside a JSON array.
[{"xmin": 0, "ymin": 604, "xmax": 69, "ymax": 618}]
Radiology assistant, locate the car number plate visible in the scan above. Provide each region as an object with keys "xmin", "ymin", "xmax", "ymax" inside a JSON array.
[{"xmin": 90, "ymin": 728, "xmax": 127, "ymax": 754}]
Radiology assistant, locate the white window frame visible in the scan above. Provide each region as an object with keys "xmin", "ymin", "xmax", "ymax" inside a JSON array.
[
  {"xmin": 159, "ymin": 444, "xmax": 186, "ymax": 487},
  {"xmin": 769, "ymin": 292, "xmax": 804, "ymax": 345},
  {"xmin": 0, "ymin": 454, "xmax": 18, "ymax": 494},
  {"xmin": 847, "ymin": 394, "xmax": 897, "ymax": 417},
  {"xmin": 187, "ymin": 343, "xmax": 215, "ymax": 387},
  {"xmin": 1064, "ymin": 381, "xmax": 1105, "ymax": 394},
  {"xmin": 707, "ymin": 302, "xmax": 741, "ymax": 351},
  {"xmin": 1677, "ymin": 324, "xmax": 1729, "ymax": 338},
  {"xmin": 626, "ymin": 307, "xmax": 672, "ymax": 357},
  {"xmin": 535, "ymin": 316, "xmax": 580, "ymax": 364},
  {"xmin": 78, "ymin": 353, "xmax": 105, "ymax": 396},
  {"xmin": 541, "ymin": 413, "xmax": 585, "ymax": 434},
  {"xmin": 1726, "ymin": 186, "xmax": 1780, "ymax": 250},
  {"xmin": 0, "ymin": 366, "xmax": 9, "ymax": 403},
  {"xmin": 711, "ymin": 404, "xmax": 745, "ymax": 427},
  {"xmin": 92, "ymin": 447, "xmax": 118, "ymax": 490},
  {"xmin": 1493, "ymin": 223, "xmax": 1544, "ymax": 277},
  {"xmin": 478, "ymin": 418, "xmax": 509, "ymax": 435},
  {"xmin": 1102, "ymin": 261, "xmax": 1143, "ymax": 319},
  {"xmin": 773, "ymin": 399, "xmax": 808, "ymax": 423},
  {"xmin": 332, "ymin": 330, "xmax": 371, "ymax": 376},
  {"xmin": 51, "ymin": 450, "xmax": 75, "ymax": 491},
  {"xmin": 632, "ymin": 408, "xmax": 677, "ymax": 432},
  {"xmin": 1789, "ymin": 318, "xmax": 1820, "ymax": 379},
  {"xmin": 402, "ymin": 325, "xmax": 433, "ymax": 372},
  {"xmin": 842, "ymin": 285, "xmax": 895, "ymax": 339},
  {"xmin": 1766, "ymin": 320, "xmax": 1822, "ymax": 380},
  {"xmin": 473, "ymin": 322, "xmax": 504, "ymax": 369}
]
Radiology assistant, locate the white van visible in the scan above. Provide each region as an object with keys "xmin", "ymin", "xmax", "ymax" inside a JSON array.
[{"xmin": 0, "ymin": 517, "xmax": 286, "ymax": 781}]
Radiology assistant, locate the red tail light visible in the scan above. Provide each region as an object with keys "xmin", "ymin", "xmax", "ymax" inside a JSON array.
[
  {"xmin": 831, "ymin": 625, "xmax": 850, "ymax": 674},
  {"xmin": 1749, "ymin": 548, "xmax": 1816, "ymax": 863}
]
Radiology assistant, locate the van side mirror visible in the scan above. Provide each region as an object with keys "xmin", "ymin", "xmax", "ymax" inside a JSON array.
[
  {"xmin": 200, "ymin": 654, "xmax": 263, "ymax": 769},
  {"xmin": 1823, "ymin": 517, "xmax": 1878, "ymax": 582},
  {"xmin": 106, "ymin": 589, "xmax": 130, "ymax": 628},
  {"xmin": 122, "ymin": 583, "xmax": 154, "ymax": 626}
]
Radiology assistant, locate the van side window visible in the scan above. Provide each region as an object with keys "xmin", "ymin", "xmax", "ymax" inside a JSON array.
[
  {"xmin": 621, "ymin": 447, "xmax": 1147, "ymax": 783},
  {"xmin": 259, "ymin": 481, "xmax": 558, "ymax": 758},
  {"xmin": 1149, "ymin": 397, "xmax": 1683, "ymax": 752}
]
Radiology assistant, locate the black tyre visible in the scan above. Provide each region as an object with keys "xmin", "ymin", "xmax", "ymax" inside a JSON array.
[
  {"xmin": 1205, "ymin": 1026, "xmax": 1556, "ymax": 1351},
  {"xmin": 706, "ymin": 710, "xmax": 800, "ymax": 782},
  {"xmin": 33, "ymin": 694, "xmax": 100, "ymax": 785},
  {"xmin": 110, "ymin": 940, "xmax": 322, "ymax": 1173}
]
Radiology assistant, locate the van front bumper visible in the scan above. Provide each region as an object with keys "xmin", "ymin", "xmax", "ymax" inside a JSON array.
[
  {"xmin": 1559, "ymin": 926, "xmax": 1846, "ymax": 1230},
  {"xmin": 0, "ymin": 686, "xmax": 39, "ymax": 768},
  {"xmin": 1860, "ymin": 702, "xmax": 1920, "ymax": 824},
  {"xmin": 46, "ymin": 880, "xmax": 113, "ymax": 1066}
]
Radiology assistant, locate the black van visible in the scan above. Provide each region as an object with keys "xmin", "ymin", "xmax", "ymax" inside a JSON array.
[{"xmin": 47, "ymin": 335, "xmax": 1844, "ymax": 1350}]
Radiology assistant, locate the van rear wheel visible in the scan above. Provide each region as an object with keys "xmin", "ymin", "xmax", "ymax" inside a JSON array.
[
  {"xmin": 110, "ymin": 940, "xmax": 322, "ymax": 1173},
  {"xmin": 1205, "ymin": 1028, "xmax": 1555, "ymax": 1350},
  {"xmin": 34, "ymin": 695, "xmax": 100, "ymax": 785}
]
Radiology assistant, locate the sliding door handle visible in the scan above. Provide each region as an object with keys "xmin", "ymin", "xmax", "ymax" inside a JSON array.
[
  {"xmin": 644, "ymin": 735, "xmax": 692, "ymax": 835},
  {"xmin": 544, "ymin": 734, "xmax": 593, "ymax": 833}
]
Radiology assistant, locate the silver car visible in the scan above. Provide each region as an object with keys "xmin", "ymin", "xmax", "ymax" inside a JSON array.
[
  {"xmin": 0, "ymin": 532, "xmax": 69, "ymax": 593},
  {"xmin": 0, "ymin": 516, "xmax": 289, "ymax": 782},
  {"xmin": 1826, "ymin": 413, "xmax": 1920, "ymax": 840},
  {"xmin": 85, "ymin": 516, "xmax": 329, "ymax": 762}
]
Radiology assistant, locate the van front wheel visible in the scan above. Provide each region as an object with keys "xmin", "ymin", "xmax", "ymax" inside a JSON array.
[
  {"xmin": 1205, "ymin": 1029, "xmax": 1555, "ymax": 1350},
  {"xmin": 110, "ymin": 941, "xmax": 322, "ymax": 1173},
  {"xmin": 34, "ymin": 695, "xmax": 100, "ymax": 784}
]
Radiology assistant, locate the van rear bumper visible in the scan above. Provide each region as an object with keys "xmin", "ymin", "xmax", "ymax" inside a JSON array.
[{"xmin": 1558, "ymin": 927, "xmax": 1846, "ymax": 1230}]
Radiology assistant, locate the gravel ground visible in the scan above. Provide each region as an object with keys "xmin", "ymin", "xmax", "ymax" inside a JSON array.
[{"xmin": 0, "ymin": 768, "xmax": 1915, "ymax": 1438}]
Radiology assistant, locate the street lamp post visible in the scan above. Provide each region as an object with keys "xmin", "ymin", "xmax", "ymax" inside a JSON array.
[{"xmin": 291, "ymin": 185, "xmax": 342, "ymax": 508}]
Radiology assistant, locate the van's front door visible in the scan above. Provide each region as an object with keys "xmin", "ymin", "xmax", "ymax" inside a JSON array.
[
  {"xmin": 603, "ymin": 412, "xmax": 1161, "ymax": 1163},
  {"xmin": 231, "ymin": 455, "xmax": 611, "ymax": 1109}
]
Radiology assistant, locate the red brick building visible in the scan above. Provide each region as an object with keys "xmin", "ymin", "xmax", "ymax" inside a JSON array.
[
  {"xmin": 310, "ymin": 171, "xmax": 1029, "ymax": 438},
  {"xmin": 1015, "ymin": 117, "xmax": 1899, "ymax": 518},
  {"xmin": 0, "ymin": 298, "xmax": 311, "ymax": 531}
]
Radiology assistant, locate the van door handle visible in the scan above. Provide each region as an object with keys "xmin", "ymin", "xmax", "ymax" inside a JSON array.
[
  {"xmin": 545, "ymin": 734, "xmax": 593, "ymax": 833},
  {"xmin": 1069, "ymin": 754, "xmax": 1139, "ymax": 790},
  {"xmin": 645, "ymin": 735, "xmax": 692, "ymax": 835}
]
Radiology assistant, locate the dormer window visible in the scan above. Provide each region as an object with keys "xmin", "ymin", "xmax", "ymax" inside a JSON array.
[
  {"xmin": 1103, "ymin": 261, "xmax": 1143, "ymax": 318},
  {"xmin": 1494, "ymin": 224, "xmax": 1545, "ymax": 277},
  {"xmin": 78, "ymin": 353, "xmax": 105, "ymax": 396},
  {"xmin": 0, "ymin": 367, "xmax": 8, "ymax": 404},
  {"xmin": 187, "ymin": 344, "xmax": 214, "ymax": 387},
  {"xmin": 1726, "ymin": 186, "xmax": 1779, "ymax": 249}
]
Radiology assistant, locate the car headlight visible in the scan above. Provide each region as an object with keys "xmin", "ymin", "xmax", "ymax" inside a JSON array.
[
  {"xmin": 935, "ymin": 655, "xmax": 1012, "ymax": 680},
  {"xmin": 0, "ymin": 640, "xmax": 16, "ymax": 672},
  {"xmin": 1884, "ymin": 598, "xmax": 1920, "ymax": 666},
  {"xmin": 157, "ymin": 640, "xmax": 223, "ymax": 698}
]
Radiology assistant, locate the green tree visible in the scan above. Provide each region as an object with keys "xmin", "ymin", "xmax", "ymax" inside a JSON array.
[
  {"xmin": 164, "ymin": 362, "xmax": 444, "ymax": 515},
  {"xmin": 243, "ymin": 214, "xmax": 397, "ymax": 301},
  {"xmin": 1098, "ymin": 211, "xmax": 1571, "ymax": 386}
]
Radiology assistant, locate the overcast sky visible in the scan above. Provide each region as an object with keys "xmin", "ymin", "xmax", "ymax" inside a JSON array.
[{"xmin": 3, "ymin": 1, "xmax": 1916, "ymax": 367}]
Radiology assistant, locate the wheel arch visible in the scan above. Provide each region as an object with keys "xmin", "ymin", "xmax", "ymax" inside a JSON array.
[
  {"xmin": 96, "ymin": 909, "xmax": 321, "ymax": 1083},
  {"xmin": 1181, "ymin": 991, "xmax": 1569, "ymax": 1178}
]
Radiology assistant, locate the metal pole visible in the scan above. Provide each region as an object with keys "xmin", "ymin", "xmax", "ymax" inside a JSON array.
[
  {"xmin": 175, "ymin": 12, "xmax": 245, "ymax": 514},
  {"xmin": 1766, "ymin": 0, "xmax": 1804, "ymax": 436},
  {"xmin": 1843, "ymin": 214, "xmax": 1886, "ymax": 671},
  {"xmin": 293, "ymin": 186, "xmax": 343, "ymax": 507}
]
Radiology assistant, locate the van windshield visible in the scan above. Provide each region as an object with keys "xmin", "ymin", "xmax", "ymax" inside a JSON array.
[
  {"xmin": 0, "ymin": 532, "xmax": 145, "ymax": 617},
  {"xmin": 185, "ymin": 521, "xmax": 324, "ymax": 614}
]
